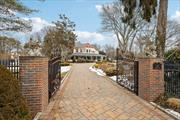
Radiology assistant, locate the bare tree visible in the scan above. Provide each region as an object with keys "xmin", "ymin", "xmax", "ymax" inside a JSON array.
[
  {"xmin": 135, "ymin": 18, "xmax": 180, "ymax": 57},
  {"xmin": 166, "ymin": 20, "xmax": 180, "ymax": 49},
  {"xmin": 0, "ymin": 36, "xmax": 22, "ymax": 59},
  {"xmin": 135, "ymin": 18, "xmax": 157, "ymax": 57},
  {"xmin": 119, "ymin": 0, "xmax": 169, "ymax": 58},
  {"xmin": 92, "ymin": 44, "xmax": 101, "ymax": 51},
  {"xmin": 103, "ymin": 44, "xmax": 116, "ymax": 60},
  {"xmin": 100, "ymin": 1, "xmax": 144, "ymax": 57}
]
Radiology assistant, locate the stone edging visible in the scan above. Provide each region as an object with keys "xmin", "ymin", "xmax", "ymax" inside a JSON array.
[{"xmin": 150, "ymin": 102, "xmax": 179, "ymax": 120}]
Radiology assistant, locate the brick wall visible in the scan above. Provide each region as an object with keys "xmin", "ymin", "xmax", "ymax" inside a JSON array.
[
  {"xmin": 19, "ymin": 56, "xmax": 48, "ymax": 117},
  {"xmin": 138, "ymin": 58, "xmax": 164, "ymax": 102}
]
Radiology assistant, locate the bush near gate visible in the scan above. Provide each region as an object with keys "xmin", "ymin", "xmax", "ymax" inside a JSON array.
[
  {"xmin": 94, "ymin": 62, "xmax": 121, "ymax": 76},
  {"xmin": 104, "ymin": 67, "xmax": 117, "ymax": 76},
  {"xmin": 166, "ymin": 98, "xmax": 180, "ymax": 112},
  {"xmin": 94, "ymin": 64, "xmax": 100, "ymax": 68},
  {"xmin": 61, "ymin": 62, "xmax": 70, "ymax": 66},
  {"xmin": 0, "ymin": 65, "xmax": 31, "ymax": 120},
  {"xmin": 155, "ymin": 94, "xmax": 180, "ymax": 113}
]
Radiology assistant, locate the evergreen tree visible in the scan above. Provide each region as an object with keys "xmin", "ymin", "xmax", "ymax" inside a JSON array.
[
  {"xmin": 0, "ymin": 0, "xmax": 37, "ymax": 32},
  {"xmin": 0, "ymin": 65, "xmax": 31, "ymax": 120}
]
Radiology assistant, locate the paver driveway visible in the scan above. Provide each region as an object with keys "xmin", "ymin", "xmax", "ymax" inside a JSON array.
[{"xmin": 40, "ymin": 63, "xmax": 173, "ymax": 120}]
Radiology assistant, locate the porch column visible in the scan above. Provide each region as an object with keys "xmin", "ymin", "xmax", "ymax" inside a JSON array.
[{"xmin": 91, "ymin": 56, "xmax": 93, "ymax": 61}]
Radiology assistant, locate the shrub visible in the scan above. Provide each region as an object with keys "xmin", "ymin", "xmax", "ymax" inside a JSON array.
[
  {"xmin": 96, "ymin": 61, "xmax": 103, "ymax": 64},
  {"xmin": 98, "ymin": 63, "xmax": 109, "ymax": 70},
  {"xmin": 93, "ymin": 64, "xmax": 99, "ymax": 68},
  {"xmin": 155, "ymin": 94, "xmax": 180, "ymax": 113},
  {"xmin": 104, "ymin": 67, "xmax": 117, "ymax": 76},
  {"xmin": 61, "ymin": 62, "xmax": 70, "ymax": 66},
  {"xmin": 0, "ymin": 65, "xmax": 31, "ymax": 120},
  {"xmin": 166, "ymin": 98, "xmax": 180, "ymax": 113},
  {"xmin": 76, "ymin": 58, "xmax": 86, "ymax": 63}
]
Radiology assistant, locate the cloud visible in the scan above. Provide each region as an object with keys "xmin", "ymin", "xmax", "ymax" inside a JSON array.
[
  {"xmin": 4, "ymin": 17, "xmax": 53, "ymax": 43},
  {"xmin": 171, "ymin": 10, "xmax": 180, "ymax": 23},
  {"xmin": 23, "ymin": 17, "xmax": 54, "ymax": 33},
  {"xmin": 76, "ymin": 31, "xmax": 104, "ymax": 42},
  {"xmin": 95, "ymin": 5, "xmax": 103, "ymax": 13},
  {"xmin": 95, "ymin": 4, "xmax": 115, "ymax": 14},
  {"xmin": 75, "ymin": 31, "xmax": 118, "ymax": 46}
]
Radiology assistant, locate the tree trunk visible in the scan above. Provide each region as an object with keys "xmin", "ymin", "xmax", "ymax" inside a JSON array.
[{"xmin": 156, "ymin": 0, "xmax": 168, "ymax": 58}]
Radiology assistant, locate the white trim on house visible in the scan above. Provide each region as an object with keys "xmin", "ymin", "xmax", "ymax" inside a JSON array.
[{"xmin": 71, "ymin": 42, "xmax": 106, "ymax": 61}]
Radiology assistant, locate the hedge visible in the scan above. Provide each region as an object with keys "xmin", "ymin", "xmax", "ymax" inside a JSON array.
[{"xmin": 0, "ymin": 65, "xmax": 31, "ymax": 120}]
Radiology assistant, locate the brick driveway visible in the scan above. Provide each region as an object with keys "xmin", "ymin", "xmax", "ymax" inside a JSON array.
[{"xmin": 40, "ymin": 63, "xmax": 173, "ymax": 120}]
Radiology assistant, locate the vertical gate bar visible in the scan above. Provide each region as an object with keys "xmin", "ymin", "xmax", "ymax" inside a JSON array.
[
  {"xmin": 134, "ymin": 61, "xmax": 139, "ymax": 95},
  {"xmin": 48, "ymin": 60, "xmax": 50, "ymax": 101},
  {"xmin": 17, "ymin": 59, "xmax": 19, "ymax": 79},
  {"xmin": 59, "ymin": 55, "xmax": 61, "ymax": 86},
  {"xmin": 12, "ymin": 60, "xmax": 14, "ymax": 78},
  {"xmin": 177, "ymin": 64, "xmax": 180, "ymax": 97},
  {"xmin": 116, "ymin": 48, "xmax": 119, "ymax": 83}
]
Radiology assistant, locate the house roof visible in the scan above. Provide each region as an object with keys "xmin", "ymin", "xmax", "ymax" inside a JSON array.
[
  {"xmin": 83, "ymin": 43, "xmax": 94, "ymax": 48},
  {"xmin": 75, "ymin": 42, "xmax": 95, "ymax": 49}
]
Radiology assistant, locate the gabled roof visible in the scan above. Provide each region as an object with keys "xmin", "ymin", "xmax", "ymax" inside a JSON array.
[{"xmin": 75, "ymin": 42, "xmax": 95, "ymax": 48}]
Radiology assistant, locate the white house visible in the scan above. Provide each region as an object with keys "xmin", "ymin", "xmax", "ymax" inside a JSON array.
[{"xmin": 71, "ymin": 42, "xmax": 106, "ymax": 62}]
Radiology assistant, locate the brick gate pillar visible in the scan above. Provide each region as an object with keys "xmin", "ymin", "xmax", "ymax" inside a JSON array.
[
  {"xmin": 138, "ymin": 58, "xmax": 164, "ymax": 102},
  {"xmin": 19, "ymin": 56, "xmax": 48, "ymax": 117}
]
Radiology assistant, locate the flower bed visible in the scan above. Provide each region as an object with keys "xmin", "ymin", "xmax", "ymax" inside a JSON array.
[
  {"xmin": 93, "ymin": 62, "xmax": 117, "ymax": 76},
  {"xmin": 90, "ymin": 63, "xmax": 134, "ymax": 91},
  {"xmin": 154, "ymin": 94, "xmax": 180, "ymax": 117},
  {"xmin": 61, "ymin": 62, "xmax": 70, "ymax": 66}
]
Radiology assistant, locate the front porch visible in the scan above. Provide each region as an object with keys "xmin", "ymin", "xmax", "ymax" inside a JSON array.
[{"xmin": 71, "ymin": 53, "xmax": 106, "ymax": 62}]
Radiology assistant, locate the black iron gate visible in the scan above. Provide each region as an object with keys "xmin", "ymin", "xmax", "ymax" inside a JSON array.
[
  {"xmin": 164, "ymin": 60, "xmax": 180, "ymax": 98},
  {"xmin": 0, "ymin": 59, "xmax": 19, "ymax": 79},
  {"xmin": 48, "ymin": 56, "xmax": 61, "ymax": 99},
  {"xmin": 116, "ymin": 48, "xmax": 138, "ymax": 95}
]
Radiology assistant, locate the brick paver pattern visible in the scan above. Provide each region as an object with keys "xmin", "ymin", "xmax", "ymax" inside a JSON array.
[{"xmin": 40, "ymin": 63, "xmax": 173, "ymax": 120}]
